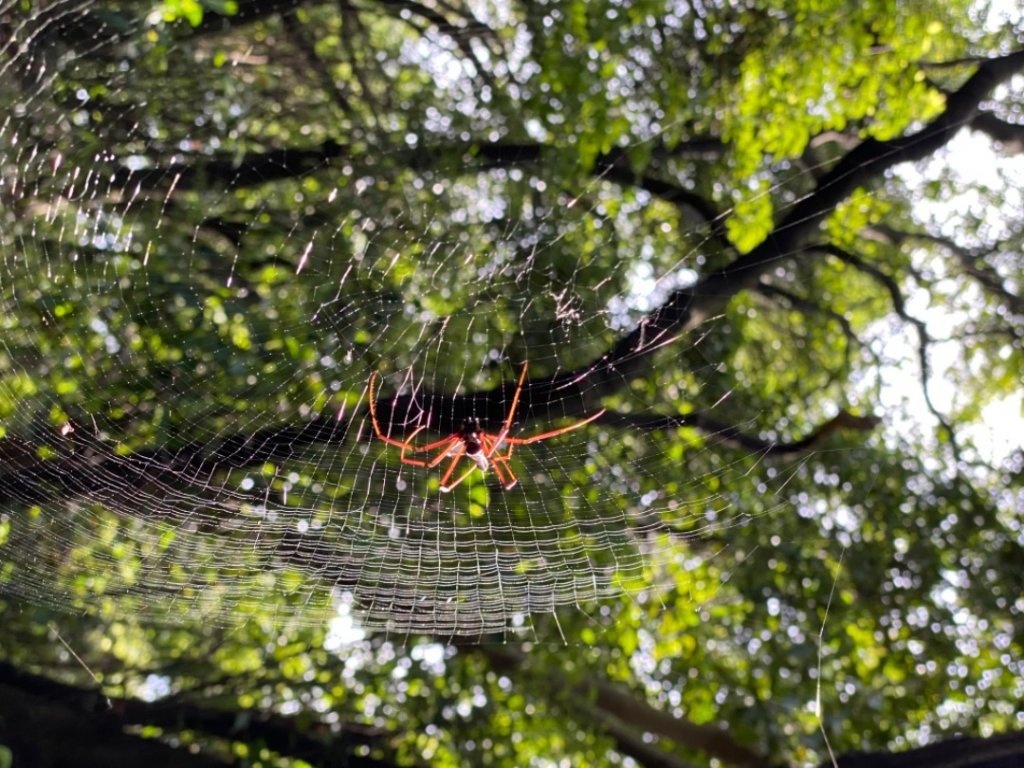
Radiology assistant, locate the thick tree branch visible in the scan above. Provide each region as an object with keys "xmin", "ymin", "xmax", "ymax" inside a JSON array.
[
  {"xmin": 576, "ymin": 701, "xmax": 700, "ymax": 768},
  {"xmin": 970, "ymin": 111, "xmax": 1024, "ymax": 155},
  {"xmin": 606, "ymin": 408, "xmax": 880, "ymax": 457},
  {"xmin": 482, "ymin": 646, "xmax": 768, "ymax": 768},
  {"xmin": 567, "ymin": 49, "xmax": 1024, "ymax": 398},
  {"xmin": 0, "ymin": 661, "xmax": 395, "ymax": 768},
  {"xmin": 0, "ymin": 381, "xmax": 880, "ymax": 510},
  {"xmin": 472, "ymin": 138, "xmax": 726, "ymax": 170},
  {"xmin": 101, "ymin": 140, "xmax": 724, "ymax": 230},
  {"xmin": 830, "ymin": 731, "xmax": 1024, "ymax": 768},
  {"xmin": 108, "ymin": 140, "xmax": 348, "ymax": 192},
  {"xmin": 120, "ymin": 697, "xmax": 390, "ymax": 768},
  {"xmin": 587, "ymin": 675, "xmax": 767, "ymax": 767}
]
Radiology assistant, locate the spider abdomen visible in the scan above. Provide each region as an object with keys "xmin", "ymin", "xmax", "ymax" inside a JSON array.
[{"xmin": 463, "ymin": 434, "xmax": 490, "ymax": 471}]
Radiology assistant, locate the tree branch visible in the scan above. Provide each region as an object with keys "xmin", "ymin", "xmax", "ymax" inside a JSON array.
[
  {"xmin": 970, "ymin": 111, "xmax": 1024, "ymax": 155},
  {"xmin": 100, "ymin": 140, "xmax": 725, "ymax": 231},
  {"xmin": 481, "ymin": 646, "xmax": 768, "ymax": 768},
  {"xmin": 0, "ymin": 389, "xmax": 882, "ymax": 510},
  {"xmin": 830, "ymin": 731, "xmax": 1024, "ymax": 768},
  {"xmin": 565, "ymin": 48, "xmax": 1024, "ymax": 397},
  {"xmin": 815, "ymin": 243, "xmax": 961, "ymax": 457},
  {"xmin": 108, "ymin": 140, "xmax": 348, "ymax": 192},
  {"xmin": 576, "ymin": 701, "xmax": 701, "ymax": 768},
  {"xmin": 374, "ymin": 0, "xmax": 501, "ymax": 81},
  {"xmin": 753, "ymin": 281, "xmax": 859, "ymax": 383},
  {"xmin": 0, "ymin": 661, "xmax": 395, "ymax": 768},
  {"xmin": 867, "ymin": 225, "xmax": 1024, "ymax": 317},
  {"xmin": 597, "ymin": 158, "xmax": 731, "ymax": 248},
  {"xmin": 606, "ymin": 408, "xmax": 880, "ymax": 457},
  {"xmin": 282, "ymin": 11, "xmax": 356, "ymax": 115},
  {"xmin": 192, "ymin": 0, "xmax": 319, "ymax": 34}
]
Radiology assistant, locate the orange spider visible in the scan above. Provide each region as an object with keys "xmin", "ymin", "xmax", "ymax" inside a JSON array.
[{"xmin": 367, "ymin": 362, "xmax": 605, "ymax": 492}]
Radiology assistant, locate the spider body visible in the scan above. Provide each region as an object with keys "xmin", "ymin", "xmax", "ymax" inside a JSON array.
[
  {"xmin": 458, "ymin": 425, "xmax": 488, "ymax": 470},
  {"xmin": 368, "ymin": 363, "xmax": 604, "ymax": 492}
]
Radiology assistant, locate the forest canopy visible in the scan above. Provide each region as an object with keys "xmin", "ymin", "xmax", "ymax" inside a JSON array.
[{"xmin": 0, "ymin": 1, "xmax": 1022, "ymax": 767}]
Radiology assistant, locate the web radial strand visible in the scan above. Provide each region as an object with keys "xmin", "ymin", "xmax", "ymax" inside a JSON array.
[{"xmin": 0, "ymin": 3, "xmax": 773, "ymax": 638}]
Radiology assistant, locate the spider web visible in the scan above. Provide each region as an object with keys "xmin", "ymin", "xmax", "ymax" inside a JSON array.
[{"xmin": 0, "ymin": 2, "xmax": 834, "ymax": 639}]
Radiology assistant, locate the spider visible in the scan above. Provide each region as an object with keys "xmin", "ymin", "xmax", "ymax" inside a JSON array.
[{"xmin": 367, "ymin": 362, "xmax": 605, "ymax": 492}]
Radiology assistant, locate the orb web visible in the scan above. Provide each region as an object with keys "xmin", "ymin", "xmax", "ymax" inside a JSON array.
[{"xmin": 0, "ymin": 1, "xmax": 796, "ymax": 637}]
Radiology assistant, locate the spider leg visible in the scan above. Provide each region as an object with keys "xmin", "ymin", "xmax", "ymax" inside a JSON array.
[
  {"xmin": 439, "ymin": 446, "xmax": 475, "ymax": 492},
  {"xmin": 400, "ymin": 434, "xmax": 459, "ymax": 467},
  {"xmin": 408, "ymin": 436, "xmax": 467, "ymax": 452},
  {"xmin": 368, "ymin": 371, "xmax": 455, "ymax": 453},
  {"xmin": 503, "ymin": 408, "xmax": 606, "ymax": 445},
  {"xmin": 479, "ymin": 433, "xmax": 518, "ymax": 490},
  {"xmin": 480, "ymin": 433, "xmax": 512, "ymax": 462},
  {"xmin": 396, "ymin": 456, "xmax": 432, "ymax": 467},
  {"xmin": 488, "ymin": 455, "xmax": 509, "ymax": 486},
  {"xmin": 441, "ymin": 465, "xmax": 478, "ymax": 493},
  {"xmin": 491, "ymin": 455, "xmax": 519, "ymax": 490},
  {"xmin": 481, "ymin": 437, "xmax": 502, "ymax": 462},
  {"xmin": 368, "ymin": 371, "xmax": 422, "ymax": 450},
  {"xmin": 391, "ymin": 423, "xmax": 423, "ymax": 466},
  {"xmin": 426, "ymin": 440, "xmax": 462, "ymax": 468},
  {"xmin": 479, "ymin": 433, "xmax": 504, "ymax": 468},
  {"xmin": 488, "ymin": 362, "xmax": 530, "ymax": 451}
]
